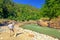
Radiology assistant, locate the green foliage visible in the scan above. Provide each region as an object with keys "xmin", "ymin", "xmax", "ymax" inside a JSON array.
[
  {"xmin": 1, "ymin": 0, "xmax": 60, "ymax": 21},
  {"xmin": 40, "ymin": 0, "xmax": 60, "ymax": 20},
  {"xmin": 0, "ymin": 0, "xmax": 16, "ymax": 18},
  {"xmin": 0, "ymin": 0, "xmax": 42, "ymax": 21},
  {"xmin": 14, "ymin": 4, "xmax": 42, "ymax": 21}
]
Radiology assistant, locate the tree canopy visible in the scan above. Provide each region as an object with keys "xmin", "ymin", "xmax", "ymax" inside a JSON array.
[
  {"xmin": 40, "ymin": 0, "xmax": 60, "ymax": 20},
  {"xmin": 0, "ymin": 0, "xmax": 41, "ymax": 21},
  {"xmin": 0, "ymin": 0, "xmax": 60, "ymax": 21}
]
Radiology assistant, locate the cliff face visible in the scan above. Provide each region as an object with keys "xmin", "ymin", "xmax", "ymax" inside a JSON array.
[
  {"xmin": 49, "ymin": 17, "xmax": 60, "ymax": 29},
  {"xmin": 37, "ymin": 18, "xmax": 60, "ymax": 29}
]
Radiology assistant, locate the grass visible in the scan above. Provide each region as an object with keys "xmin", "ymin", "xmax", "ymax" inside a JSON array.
[{"xmin": 21, "ymin": 24, "xmax": 60, "ymax": 39}]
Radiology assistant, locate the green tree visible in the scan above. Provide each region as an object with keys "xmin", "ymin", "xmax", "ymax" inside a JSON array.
[
  {"xmin": 40, "ymin": 0, "xmax": 60, "ymax": 20},
  {"xmin": 0, "ymin": 0, "xmax": 41, "ymax": 21},
  {"xmin": 0, "ymin": 0, "xmax": 16, "ymax": 18}
]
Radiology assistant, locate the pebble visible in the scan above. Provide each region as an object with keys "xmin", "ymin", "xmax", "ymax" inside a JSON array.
[{"xmin": 0, "ymin": 37, "xmax": 3, "ymax": 39}]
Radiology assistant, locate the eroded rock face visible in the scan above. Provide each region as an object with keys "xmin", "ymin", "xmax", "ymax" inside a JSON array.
[
  {"xmin": 37, "ymin": 20, "xmax": 48, "ymax": 27},
  {"xmin": 36, "ymin": 19, "xmax": 60, "ymax": 29},
  {"xmin": 49, "ymin": 20, "xmax": 60, "ymax": 29}
]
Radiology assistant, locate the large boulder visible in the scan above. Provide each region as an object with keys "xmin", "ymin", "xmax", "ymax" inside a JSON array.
[{"xmin": 37, "ymin": 20, "xmax": 48, "ymax": 27}]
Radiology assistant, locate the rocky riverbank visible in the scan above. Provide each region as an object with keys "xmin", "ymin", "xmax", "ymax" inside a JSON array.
[{"xmin": 0, "ymin": 26, "xmax": 59, "ymax": 40}]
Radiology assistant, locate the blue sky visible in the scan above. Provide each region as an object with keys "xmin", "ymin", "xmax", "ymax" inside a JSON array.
[{"xmin": 13, "ymin": 0, "xmax": 45, "ymax": 8}]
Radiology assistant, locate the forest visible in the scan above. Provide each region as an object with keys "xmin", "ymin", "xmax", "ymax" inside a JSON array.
[{"xmin": 0, "ymin": 0, "xmax": 60, "ymax": 21}]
